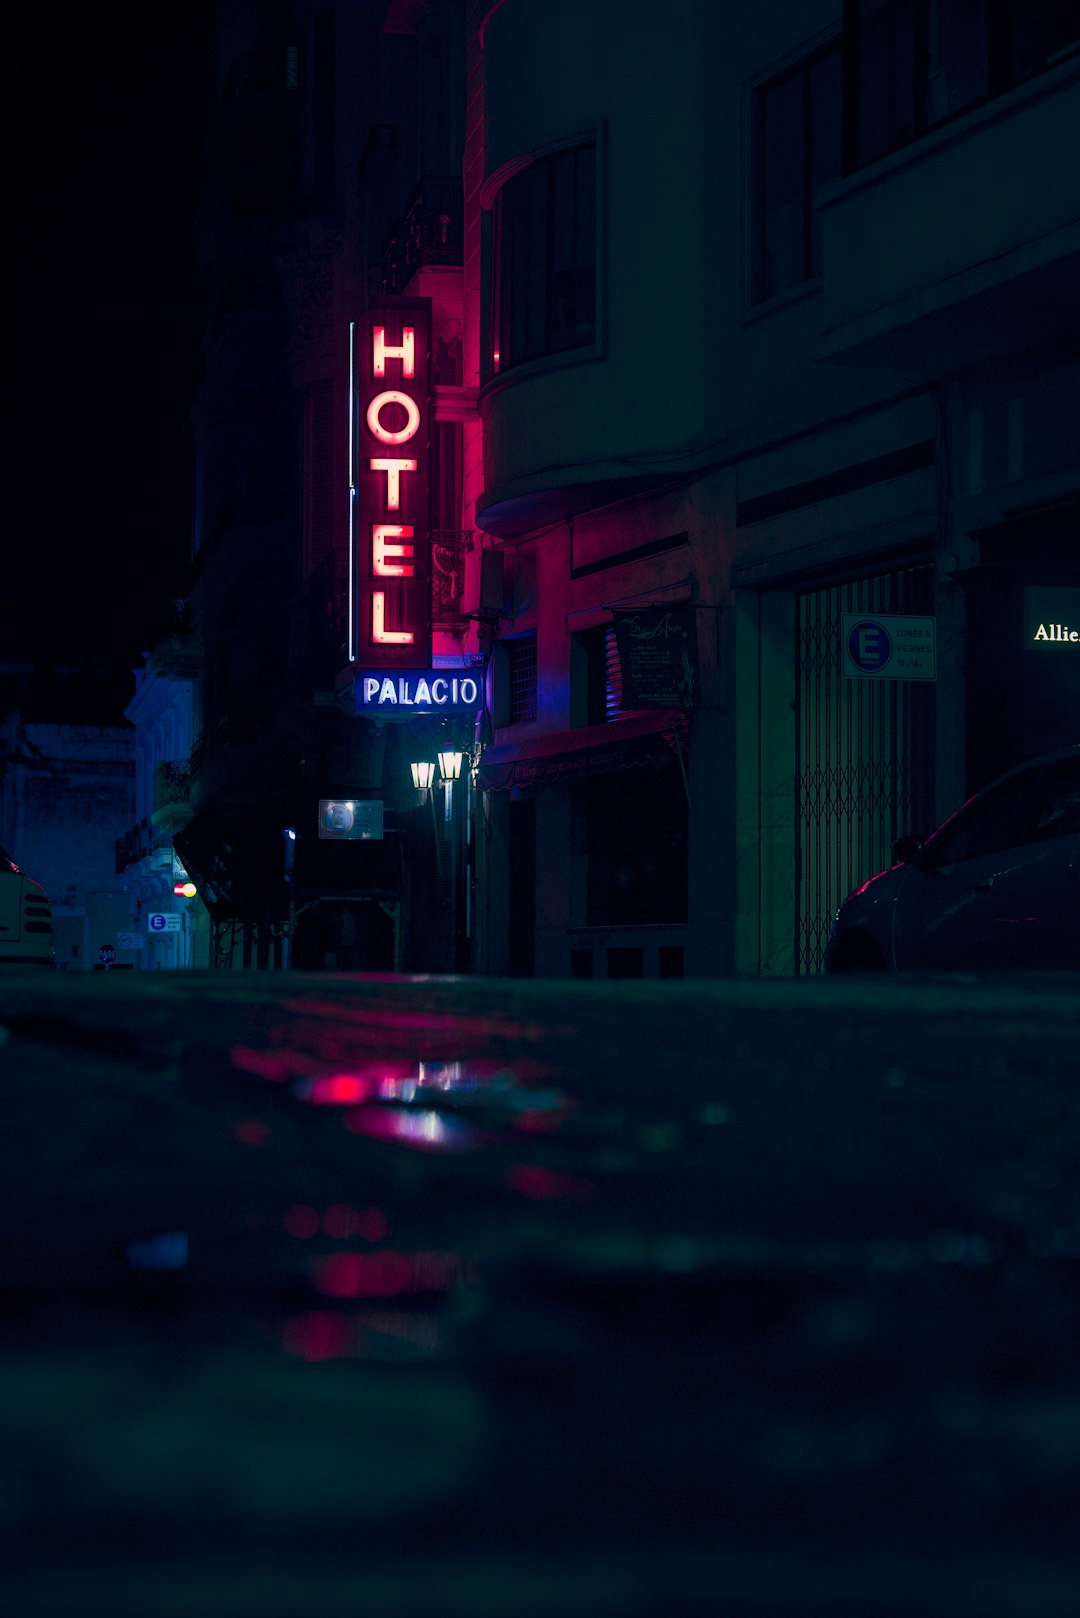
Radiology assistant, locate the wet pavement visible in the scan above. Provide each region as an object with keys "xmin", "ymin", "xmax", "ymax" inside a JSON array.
[{"xmin": 1, "ymin": 969, "xmax": 1079, "ymax": 1617}]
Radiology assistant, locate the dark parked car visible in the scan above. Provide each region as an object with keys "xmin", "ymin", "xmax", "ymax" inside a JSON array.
[{"xmin": 825, "ymin": 745, "xmax": 1080, "ymax": 973}]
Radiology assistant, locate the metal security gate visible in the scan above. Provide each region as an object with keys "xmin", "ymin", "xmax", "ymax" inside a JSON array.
[{"xmin": 795, "ymin": 562, "xmax": 936, "ymax": 973}]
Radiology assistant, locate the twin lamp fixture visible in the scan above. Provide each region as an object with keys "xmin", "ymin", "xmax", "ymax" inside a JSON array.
[{"xmin": 410, "ymin": 749, "xmax": 463, "ymax": 795}]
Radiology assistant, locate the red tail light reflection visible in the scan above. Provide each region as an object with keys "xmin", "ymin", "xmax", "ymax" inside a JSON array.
[
  {"xmin": 281, "ymin": 1310, "xmax": 357, "ymax": 1361},
  {"xmin": 505, "ymin": 1163, "xmax": 599, "ymax": 1203},
  {"xmin": 284, "ymin": 1203, "xmax": 322, "ymax": 1240},
  {"xmin": 284, "ymin": 1203, "xmax": 390, "ymax": 1241},
  {"xmin": 279, "ymin": 1309, "xmax": 444, "ymax": 1361},
  {"xmin": 297, "ymin": 1073, "xmax": 374, "ymax": 1104},
  {"xmin": 311, "ymin": 1248, "xmax": 472, "ymax": 1298},
  {"xmin": 233, "ymin": 1118, "xmax": 270, "ymax": 1147}
]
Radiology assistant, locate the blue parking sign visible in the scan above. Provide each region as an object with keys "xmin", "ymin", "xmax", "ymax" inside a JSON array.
[
  {"xmin": 847, "ymin": 619, "xmax": 892, "ymax": 673},
  {"xmin": 842, "ymin": 614, "xmax": 937, "ymax": 681}
]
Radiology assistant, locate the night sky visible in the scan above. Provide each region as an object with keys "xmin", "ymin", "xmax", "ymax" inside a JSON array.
[{"xmin": 8, "ymin": 8, "xmax": 211, "ymax": 675}]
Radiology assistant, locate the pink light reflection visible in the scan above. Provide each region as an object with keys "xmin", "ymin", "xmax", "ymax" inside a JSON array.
[
  {"xmin": 323, "ymin": 1203, "xmax": 390, "ymax": 1242},
  {"xmin": 284, "ymin": 1204, "xmax": 322, "ymax": 1240},
  {"xmin": 233, "ymin": 1119, "xmax": 270, "ymax": 1148},
  {"xmin": 311, "ymin": 1248, "xmax": 470, "ymax": 1299},
  {"xmin": 343, "ymin": 1105, "xmax": 477, "ymax": 1152},
  {"xmin": 280, "ymin": 1310, "xmax": 359, "ymax": 1361},
  {"xmin": 231, "ymin": 1044, "xmax": 325, "ymax": 1082},
  {"xmin": 282, "ymin": 997, "xmax": 555, "ymax": 1046},
  {"xmin": 300, "ymin": 1073, "xmax": 375, "ymax": 1105},
  {"xmin": 505, "ymin": 1163, "xmax": 599, "ymax": 1204}
]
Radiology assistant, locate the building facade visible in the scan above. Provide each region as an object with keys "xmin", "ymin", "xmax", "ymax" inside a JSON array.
[
  {"xmin": 467, "ymin": 0, "xmax": 1079, "ymax": 978},
  {"xmin": 0, "ymin": 668, "xmax": 137, "ymax": 970},
  {"xmin": 179, "ymin": 0, "xmax": 478, "ymax": 972},
  {"xmin": 181, "ymin": 0, "xmax": 1079, "ymax": 977}
]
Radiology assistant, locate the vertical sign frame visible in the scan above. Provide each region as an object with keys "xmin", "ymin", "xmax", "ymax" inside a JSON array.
[{"xmin": 348, "ymin": 298, "xmax": 432, "ymax": 667}]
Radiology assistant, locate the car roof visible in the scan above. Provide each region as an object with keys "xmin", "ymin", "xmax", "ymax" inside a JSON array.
[
  {"xmin": 974, "ymin": 743, "xmax": 1079, "ymax": 794},
  {"xmin": 924, "ymin": 743, "xmax": 1079, "ymax": 846}
]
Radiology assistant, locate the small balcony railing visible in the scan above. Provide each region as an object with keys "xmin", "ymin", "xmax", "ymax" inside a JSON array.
[
  {"xmin": 115, "ymin": 817, "xmax": 175, "ymax": 875},
  {"xmin": 381, "ymin": 178, "xmax": 463, "ymax": 295}
]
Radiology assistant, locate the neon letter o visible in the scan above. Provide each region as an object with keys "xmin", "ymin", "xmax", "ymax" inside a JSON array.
[{"xmin": 367, "ymin": 390, "xmax": 420, "ymax": 446}]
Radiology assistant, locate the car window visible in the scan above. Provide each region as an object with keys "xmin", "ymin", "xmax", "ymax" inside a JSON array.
[
  {"xmin": 929, "ymin": 766, "xmax": 1044, "ymax": 864},
  {"xmin": 1031, "ymin": 756, "xmax": 1080, "ymax": 842}
]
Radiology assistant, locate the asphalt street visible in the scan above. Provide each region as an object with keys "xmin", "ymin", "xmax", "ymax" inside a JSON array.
[{"xmin": 1, "ymin": 969, "xmax": 1078, "ymax": 1617}]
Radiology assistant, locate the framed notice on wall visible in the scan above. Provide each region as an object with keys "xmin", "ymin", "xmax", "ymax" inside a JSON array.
[{"xmin": 612, "ymin": 607, "xmax": 698, "ymax": 709}]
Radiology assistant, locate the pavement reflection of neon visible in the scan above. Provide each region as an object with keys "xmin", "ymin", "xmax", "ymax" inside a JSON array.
[
  {"xmin": 295, "ymin": 1073, "xmax": 375, "ymax": 1104},
  {"xmin": 311, "ymin": 1248, "xmax": 470, "ymax": 1298},
  {"xmin": 505, "ymin": 1163, "xmax": 599, "ymax": 1203},
  {"xmin": 344, "ymin": 1105, "xmax": 477, "ymax": 1151}
]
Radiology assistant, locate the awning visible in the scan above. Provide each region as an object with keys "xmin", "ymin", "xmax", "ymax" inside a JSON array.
[{"xmin": 475, "ymin": 709, "xmax": 688, "ymax": 793}]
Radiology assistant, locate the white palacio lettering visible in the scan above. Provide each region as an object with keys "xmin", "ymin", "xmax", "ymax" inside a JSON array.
[{"xmin": 359, "ymin": 673, "xmax": 481, "ymax": 708}]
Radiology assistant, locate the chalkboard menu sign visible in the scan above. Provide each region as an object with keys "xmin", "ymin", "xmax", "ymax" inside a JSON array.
[{"xmin": 612, "ymin": 607, "xmax": 697, "ymax": 709}]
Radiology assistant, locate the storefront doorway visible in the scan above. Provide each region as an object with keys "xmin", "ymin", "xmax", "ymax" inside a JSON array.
[{"xmin": 794, "ymin": 561, "xmax": 936, "ymax": 973}]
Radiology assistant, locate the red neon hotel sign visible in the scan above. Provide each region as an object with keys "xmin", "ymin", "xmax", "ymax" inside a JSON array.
[{"xmin": 349, "ymin": 301, "xmax": 431, "ymax": 667}]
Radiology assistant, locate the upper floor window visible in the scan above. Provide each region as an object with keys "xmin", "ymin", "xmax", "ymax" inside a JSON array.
[
  {"xmin": 751, "ymin": 41, "xmax": 842, "ymax": 305},
  {"xmin": 845, "ymin": 0, "xmax": 1079, "ymax": 171},
  {"xmin": 486, "ymin": 143, "xmax": 597, "ymax": 380},
  {"xmin": 507, "ymin": 634, "xmax": 538, "ymax": 723}
]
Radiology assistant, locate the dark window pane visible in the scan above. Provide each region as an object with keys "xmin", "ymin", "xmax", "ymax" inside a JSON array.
[
  {"xmin": 762, "ymin": 71, "xmax": 805, "ymax": 298},
  {"xmin": 809, "ymin": 46, "xmax": 843, "ymax": 274},
  {"xmin": 510, "ymin": 174, "xmax": 532, "ymax": 366},
  {"xmin": 573, "ymin": 145, "xmax": 597, "ymax": 344},
  {"xmin": 550, "ymin": 152, "xmax": 576, "ymax": 351},
  {"xmin": 1010, "ymin": 0, "xmax": 1080, "ymax": 84},
  {"xmin": 487, "ymin": 144, "xmax": 596, "ymax": 377},
  {"xmin": 508, "ymin": 635, "xmax": 537, "ymax": 723},
  {"xmin": 1033, "ymin": 758, "xmax": 1080, "ymax": 842},
  {"xmin": 525, "ymin": 164, "xmax": 549, "ymax": 359},
  {"xmin": 929, "ymin": 0, "xmax": 989, "ymax": 122},
  {"xmin": 931, "ymin": 767, "xmax": 1042, "ymax": 862},
  {"xmin": 856, "ymin": 0, "xmax": 923, "ymax": 163},
  {"xmin": 493, "ymin": 186, "xmax": 511, "ymax": 372},
  {"xmin": 850, "ymin": 0, "xmax": 1077, "ymax": 173},
  {"xmin": 754, "ymin": 41, "xmax": 841, "ymax": 303}
]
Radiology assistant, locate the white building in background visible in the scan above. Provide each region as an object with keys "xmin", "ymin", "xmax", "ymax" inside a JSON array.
[
  {"xmin": 118, "ymin": 626, "xmax": 210, "ymax": 969},
  {"xmin": 0, "ymin": 667, "xmax": 136, "ymax": 970}
]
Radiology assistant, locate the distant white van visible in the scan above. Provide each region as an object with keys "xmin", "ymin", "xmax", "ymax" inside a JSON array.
[{"xmin": 0, "ymin": 842, "xmax": 56, "ymax": 966}]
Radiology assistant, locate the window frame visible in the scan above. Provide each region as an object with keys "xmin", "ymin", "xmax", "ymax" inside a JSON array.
[
  {"xmin": 745, "ymin": 30, "xmax": 844, "ymax": 312},
  {"xmin": 480, "ymin": 129, "xmax": 603, "ymax": 389},
  {"xmin": 841, "ymin": 0, "xmax": 1080, "ymax": 174},
  {"xmin": 506, "ymin": 632, "xmax": 538, "ymax": 725}
]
